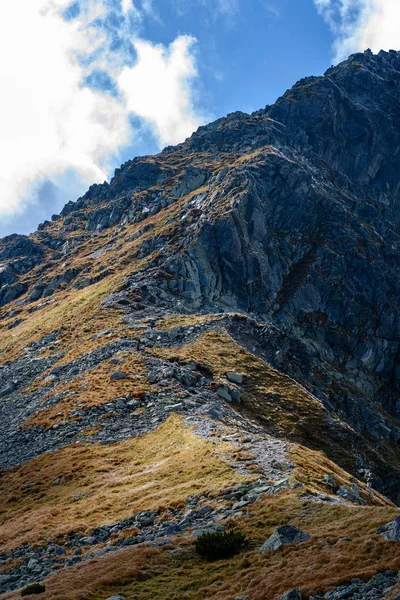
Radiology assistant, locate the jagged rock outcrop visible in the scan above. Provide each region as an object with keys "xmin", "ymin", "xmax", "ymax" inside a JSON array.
[
  {"xmin": 1, "ymin": 50, "xmax": 400, "ymax": 498},
  {"xmin": 2, "ymin": 48, "xmax": 400, "ymax": 600}
]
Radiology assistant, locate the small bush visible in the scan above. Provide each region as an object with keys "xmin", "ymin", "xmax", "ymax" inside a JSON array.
[
  {"xmin": 21, "ymin": 583, "xmax": 46, "ymax": 596},
  {"xmin": 194, "ymin": 530, "xmax": 247, "ymax": 560}
]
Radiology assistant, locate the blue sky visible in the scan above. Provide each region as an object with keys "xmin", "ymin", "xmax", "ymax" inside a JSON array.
[
  {"xmin": 0, "ymin": 0, "xmax": 397, "ymax": 237},
  {"xmin": 107, "ymin": 0, "xmax": 335, "ymax": 161},
  {"xmin": 142, "ymin": 1, "xmax": 332, "ymax": 117}
]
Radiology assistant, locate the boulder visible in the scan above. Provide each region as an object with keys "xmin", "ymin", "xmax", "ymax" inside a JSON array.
[
  {"xmin": 110, "ymin": 372, "xmax": 129, "ymax": 381},
  {"xmin": 0, "ymin": 282, "xmax": 27, "ymax": 307},
  {"xmin": 278, "ymin": 590, "xmax": 302, "ymax": 600},
  {"xmin": 216, "ymin": 385, "xmax": 242, "ymax": 403},
  {"xmin": 216, "ymin": 386, "xmax": 232, "ymax": 402},
  {"xmin": 171, "ymin": 167, "xmax": 208, "ymax": 198},
  {"xmin": 229, "ymin": 388, "xmax": 242, "ymax": 403},
  {"xmin": 259, "ymin": 525, "xmax": 310, "ymax": 553},
  {"xmin": 0, "ymin": 234, "xmax": 43, "ymax": 262},
  {"xmin": 226, "ymin": 372, "xmax": 244, "ymax": 384},
  {"xmin": 336, "ymin": 484, "xmax": 365, "ymax": 504},
  {"xmin": 377, "ymin": 516, "xmax": 400, "ymax": 541}
]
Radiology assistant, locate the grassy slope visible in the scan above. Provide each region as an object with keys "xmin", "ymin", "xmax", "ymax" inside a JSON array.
[
  {"xmin": 151, "ymin": 331, "xmax": 370, "ymax": 474},
  {"xmin": 1, "ymin": 494, "xmax": 399, "ymax": 600},
  {"xmin": 0, "ymin": 415, "xmax": 248, "ymax": 551},
  {"xmin": 0, "ymin": 150, "xmax": 399, "ymax": 599}
]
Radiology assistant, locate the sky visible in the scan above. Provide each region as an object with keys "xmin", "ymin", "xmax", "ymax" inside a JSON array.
[{"xmin": 0, "ymin": 0, "xmax": 398, "ymax": 238}]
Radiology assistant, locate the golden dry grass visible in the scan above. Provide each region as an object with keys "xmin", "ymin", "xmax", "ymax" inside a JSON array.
[
  {"xmin": 1, "ymin": 494, "xmax": 399, "ymax": 600},
  {"xmin": 150, "ymin": 331, "xmax": 373, "ymax": 474},
  {"xmin": 152, "ymin": 331, "xmax": 326, "ymax": 435},
  {"xmin": 289, "ymin": 444, "xmax": 391, "ymax": 507},
  {"xmin": 0, "ymin": 148, "xmax": 259, "ymax": 370},
  {"xmin": 157, "ymin": 313, "xmax": 227, "ymax": 331},
  {"xmin": 0, "ymin": 278, "xmax": 123, "ymax": 364},
  {"xmin": 0, "ymin": 415, "xmax": 248, "ymax": 551},
  {"xmin": 24, "ymin": 351, "xmax": 149, "ymax": 428}
]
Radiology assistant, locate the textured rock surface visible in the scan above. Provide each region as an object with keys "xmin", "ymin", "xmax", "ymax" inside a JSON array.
[
  {"xmin": 377, "ymin": 516, "xmax": 400, "ymax": 541},
  {"xmin": 1, "ymin": 50, "xmax": 400, "ymax": 599},
  {"xmin": 309, "ymin": 571, "xmax": 399, "ymax": 599},
  {"xmin": 278, "ymin": 591, "xmax": 302, "ymax": 600},
  {"xmin": 259, "ymin": 525, "xmax": 310, "ymax": 552}
]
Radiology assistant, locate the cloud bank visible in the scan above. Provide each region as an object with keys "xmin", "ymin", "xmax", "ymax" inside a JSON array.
[
  {"xmin": 119, "ymin": 37, "xmax": 200, "ymax": 146},
  {"xmin": 0, "ymin": 0, "xmax": 204, "ymax": 233},
  {"xmin": 314, "ymin": 0, "xmax": 400, "ymax": 63}
]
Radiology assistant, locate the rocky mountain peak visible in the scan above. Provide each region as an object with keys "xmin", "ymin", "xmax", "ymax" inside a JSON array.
[{"xmin": 1, "ymin": 50, "xmax": 400, "ymax": 599}]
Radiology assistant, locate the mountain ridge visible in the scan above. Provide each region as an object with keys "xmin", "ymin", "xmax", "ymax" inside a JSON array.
[{"xmin": 1, "ymin": 49, "xmax": 400, "ymax": 599}]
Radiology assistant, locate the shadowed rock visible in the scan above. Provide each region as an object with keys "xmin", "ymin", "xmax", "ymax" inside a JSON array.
[
  {"xmin": 259, "ymin": 525, "xmax": 310, "ymax": 553},
  {"xmin": 278, "ymin": 590, "xmax": 302, "ymax": 600},
  {"xmin": 377, "ymin": 516, "xmax": 400, "ymax": 541}
]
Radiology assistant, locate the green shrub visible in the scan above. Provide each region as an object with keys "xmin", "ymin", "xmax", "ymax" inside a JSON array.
[
  {"xmin": 21, "ymin": 583, "xmax": 46, "ymax": 596},
  {"xmin": 194, "ymin": 529, "xmax": 247, "ymax": 560}
]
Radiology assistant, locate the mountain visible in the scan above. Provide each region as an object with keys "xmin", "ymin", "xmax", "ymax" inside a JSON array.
[{"xmin": 1, "ymin": 49, "xmax": 400, "ymax": 599}]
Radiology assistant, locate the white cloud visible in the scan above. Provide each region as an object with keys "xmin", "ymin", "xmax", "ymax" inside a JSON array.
[
  {"xmin": 314, "ymin": 0, "xmax": 400, "ymax": 63},
  {"xmin": 140, "ymin": 0, "xmax": 160, "ymax": 20},
  {"xmin": 121, "ymin": 0, "xmax": 133, "ymax": 14},
  {"xmin": 118, "ymin": 37, "xmax": 201, "ymax": 146},
  {"xmin": 0, "ymin": 0, "xmax": 204, "ymax": 225}
]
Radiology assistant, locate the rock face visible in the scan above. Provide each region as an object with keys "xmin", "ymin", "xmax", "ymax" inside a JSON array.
[
  {"xmin": 0, "ymin": 50, "xmax": 400, "ymax": 498},
  {"xmin": 259, "ymin": 525, "xmax": 310, "ymax": 553},
  {"xmin": 178, "ymin": 76, "xmax": 400, "ymax": 441},
  {"xmin": 156, "ymin": 50, "xmax": 400, "ymax": 499},
  {"xmin": 1, "ymin": 48, "xmax": 400, "ymax": 600}
]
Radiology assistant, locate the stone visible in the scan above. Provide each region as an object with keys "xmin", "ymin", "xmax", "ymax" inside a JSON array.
[
  {"xmin": 229, "ymin": 388, "xmax": 242, "ymax": 403},
  {"xmin": 0, "ymin": 264, "xmax": 18, "ymax": 288},
  {"xmin": 0, "ymin": 383, "xmax": 14, "ymax": 398},
  {"xmin": 115, "ymin": 399, "xmax": 127, "ymax": 410},
  {"xmin": 259, "ymin": 525, "xmax": 311, "ymax": 553},
  {"xmin": 323, "ymin": 474, "xmax": 336, "ymax": 488},
  {"xmin": 232, "ymin": 500, "xmax": 250, "ymax": 510},
  {"xmin": 336, "ymin": 485, "xmax": 364, "ymax": 504},
  {"xmin": 80, "ymin": 536, "xmax": 96, "ymax": 546},
  {"xmin": 377, "ymin": 516, "xmax": 400, "ymax": 541},
  {"xmin": 165, "ymin": 403, "xmax": 183, "ymax": 412},
  {"xmin": 191, "ymin": 528, "xmax": 219, "ymax": 537},
  {"xmin": 110, "ymin": 372, "xmax": 129, "ymax": 381},
  {"xmin": 226, "ymin": 372, "xmax": 244, "ymax": 384},
  {"xmin": 171, "ymin": 167, "xmax": 208, "ymax": 198},
  {"xmin": 216, "ymin": 386, "xmax": 232, "ymax": 402},
  {"xmin": 278, "ymin": 590, "xmax": 302, "ymax": 600},
  {"xmin": 26, "ymin": 559, "xmax": 39, "ymax": 571}
]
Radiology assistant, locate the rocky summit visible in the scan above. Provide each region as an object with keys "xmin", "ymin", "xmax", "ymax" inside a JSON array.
[{"xmin": 1, "ymin": 49, "xmax": 400, "ymax": 599}]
